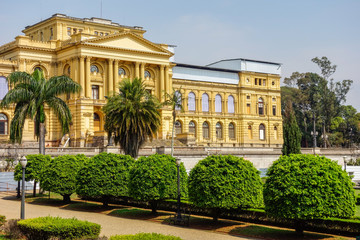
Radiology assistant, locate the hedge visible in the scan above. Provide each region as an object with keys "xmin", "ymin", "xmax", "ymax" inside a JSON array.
[
  {"xmin": 110, "ymin": 233, "xmax": 182, "ymax": 240},
  {"xmin": 0, "ymin": 215, "xmax": 5, "ymax": 227},
  {"xmin": 17, "ymin": 216, "xmax": 100, "ymax": 240}
]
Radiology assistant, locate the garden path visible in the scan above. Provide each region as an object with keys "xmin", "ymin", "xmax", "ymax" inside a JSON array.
[{"xmin": 0, "ymin": 193, "xmax": 257, "ymax": 240}]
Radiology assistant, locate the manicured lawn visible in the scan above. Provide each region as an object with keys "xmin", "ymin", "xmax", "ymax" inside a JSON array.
[{"xmin": 356, "ymin": 205, "xmax": 360, "ymax": 217}]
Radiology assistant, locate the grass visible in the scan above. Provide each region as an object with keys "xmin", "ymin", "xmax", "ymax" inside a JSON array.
[{"xmin": 356, "ymin": 205, "xmax": 360, "ymax": 217}]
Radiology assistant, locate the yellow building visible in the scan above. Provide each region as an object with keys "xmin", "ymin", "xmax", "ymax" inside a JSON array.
[{"xmin": 0, "ymin": 14, "xmax": 283, "ymax": 148}]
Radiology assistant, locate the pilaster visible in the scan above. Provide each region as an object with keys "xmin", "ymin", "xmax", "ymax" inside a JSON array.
[
  {"xmin": 79, "ymin": 56, "xmax": 85, "ymax": 97},
  {"xmin": 85, "ymin": 56, "xmax": 91, "ymax": 98}
]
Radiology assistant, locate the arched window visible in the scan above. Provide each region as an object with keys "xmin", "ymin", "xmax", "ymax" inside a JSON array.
[
  {"xmin": 90, "ymin": 65, "xmax": 99, "ymax": 73},
  {"xmin": 175, "ymin": 91, "xmax": 182, "ymax": 111},
  {"xmin": 215, "ymin": 94, "xmax": 222, "ymax": 113},
  {"xmin": 34, "ymin": 67, "xmax": 43, "ymax": 72},
  {"xmin": 189, "ymin": 121, "xmax": 196, "ymax": 137},
  {"xmin": 175, "ymin": 121, "xmax": 182, "ymax": 135},
  {"xmin": 216, "ymin": 122, "xmax": 222, "ymax": 139},
  {"xmin": 228, "ymin": 123, "xmax": 235, "ymax": 139},
  {"xmin": 144, "ymin": 70, "xmax": 151, "ymax": 79},
  {"xmin": 94, "ymin": 113, "xmax": 100, "ymax": 132},
  {"xmin": 259, "ymin": 124, "xmax": 265, "ymax": 140},
  {"xmin": 188, "ymin": 92, "xmax": 196, "ymax": 111},
  {"xmin": 202, "ymin": 93, "xmax": 209, "ymax": 112},
  {"xmin": 0, "ymin": 76, "xmax": 8, "ymax": 100},
  {"xmin": 258, "ymin": 98, "xmax": 264, "ymax": 115},
  {"xmin": 248, "ymin": 125, "xmax": 253, "ymax": 139},
  {"xmin": 0, "ymin": 113, "xmax": 8, "ymax": 135},
  {"xmin": 202, "ymin": 122, "xmax": 209, "ymax": 139},
  {"xmin": 118, "ymin": 68, "xmax": 126, "ymax": 76},
  {"xmin": 228, "ymin": 95, "xmax": 235, "ymax": 113}
]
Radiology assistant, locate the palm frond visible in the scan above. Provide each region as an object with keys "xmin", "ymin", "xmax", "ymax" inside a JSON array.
[
  {"xmin": 6, "ymin": 71, "xmax": 34, "ymax": 88},
  {"xmin": 46, "ymin": 96, "xmax": 73, "ymax": 135},
  {"xmin": 45, "ymin": 75, "xmax": 81, "ymax": 98}
]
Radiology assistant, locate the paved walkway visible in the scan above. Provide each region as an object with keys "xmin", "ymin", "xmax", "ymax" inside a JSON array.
[{"xmin": 0, "ymin": 193, "xmax": 257, "ymax": 240}]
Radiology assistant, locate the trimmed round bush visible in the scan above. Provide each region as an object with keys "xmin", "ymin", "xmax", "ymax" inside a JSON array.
[
  {"xmin": 14, "ymin": 154, "xmax": 50, "ymax": 196},
  {"xmin": 188, "ymin": 155, "xmax": 263, "ymax": 220},
  {"xmin": 264, "ymin": 154, "xmax": 355, "ymax": 222},
  {"xmin": 128, "ymin": 154, "xmax": 187, "ymax": 213},
  {"xmin": 110, "ymin": 233, "xmax": 182, "ymax": 240},
  {"xmin": 17, "ymin": 216, "xmax": 100, "ymax": 240},
  {"xmin": 76, "ymin": 153, "xmax": 135, "ymax": 206},
  {"xmin": 40, "ymin": 154, "xmax": 88, "ymax": 202}
]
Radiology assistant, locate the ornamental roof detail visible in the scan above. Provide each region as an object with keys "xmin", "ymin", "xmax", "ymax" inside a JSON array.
[{"xmin": 83, "ymin": 32, "xmax": 173, "ymax": 56}]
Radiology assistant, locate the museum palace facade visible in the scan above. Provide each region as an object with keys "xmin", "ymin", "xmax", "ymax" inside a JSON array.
[{"xmin": 0, "ymin": 14, "xmax": 283, "ymax": 148}]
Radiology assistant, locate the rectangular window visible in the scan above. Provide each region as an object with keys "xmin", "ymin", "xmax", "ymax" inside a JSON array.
[
  {"xmin": 92, "ymin": 85, "xmax": 99, "ymax": 99},
  {"xmin": 259, "ymin": 79, "xmax": 262, "ymax": 85},
  {"xmin": 50, "ymin": 28, "xmax": 53, "ymax": 40},
  {"xmin": 67, "ymin": 27, "xmax": 71, "ymax": 36},
  {"xmin": 246, "ymin": 104, "xmax": 251, "ymax": 114},
  {"xmin": 273, "ymin": 105, "xmax": 276, "ymax": 116},
  {"xmin": 0, "ymin": 122, "xmax": 5, "ymax": 134},
  {"xmin": 255, "ymin": 78, "xmax": 257, "ymax": 85},
  {"xmin": 263, "ymin": 79, "xmax": 266, "ymax": 86}
]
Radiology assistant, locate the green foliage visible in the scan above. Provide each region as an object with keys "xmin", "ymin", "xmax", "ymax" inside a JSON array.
[
  {"xmin": 76, "ymin": 153, "xmax": 134, "ymax": 204},
  {"xmin": 103, "ymin": 78, "xmax": 161, "ymax": 158},
  {"xmin": 188, "ymin": 155, "xmax": 263, "ymax": 210},
  {"xmin": 0, "ymin": 215, "xmax": 5, "ymax": 227},
  {"xmin": 110, "ymin": 233, "xmax": 182, "ymax": 240},
  {"xmin": 264, "ymin": 154, "xmax": 355, "ymax": 220},
  {"xmin": 281, "ymin": 57, "xmax": 356, "ymax": 148},
  {"xmin": 17, "ymin": 216, "xmax": 100, "ymax": 240},
  {"xmin": 40, "ymin": 154, "xmax": 87, "ymax": 202},
  {"xmin": 0, "ymin": 70, "xmax": 81, "ymax": 154},
  {"xmin": 282, "ymin": 102, "xmax": 301, "ymax": 155},
  {"xmin": 14, "ymin": 154, "xmax": 50, "ymax": 182},
  {"xmin": 128, "ymin": 154, "xmax": 187, "ymax": 209}
]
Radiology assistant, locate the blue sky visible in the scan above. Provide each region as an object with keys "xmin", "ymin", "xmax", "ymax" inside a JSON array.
[{"xmin": 1, "ymin": 0, "xmax": 359, "ymax": 110}]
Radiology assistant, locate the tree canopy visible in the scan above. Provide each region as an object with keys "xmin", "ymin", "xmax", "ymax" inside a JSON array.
[
  {"xmin": 103, "ymin": 78, "xmax": 161, "ymax": 158},
  {"xmin": 0, "ymin": 70, "xmax": 81, "ymax": 154}
]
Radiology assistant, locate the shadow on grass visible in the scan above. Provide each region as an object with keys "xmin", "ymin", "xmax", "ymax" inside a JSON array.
[
  {"xmin": 173, "ymin": 216, "xmax": 244, "ymax": 230},
  {"xmin": 109, "ymin": 208, "xmax": 171, "ymax": 221},
  {"xmin": 62, "ymin": 202, "xmax": 121, "ymax": 213},
  {"xmin": 229, "ymin": 225, "xmax": 348, "ymax": 240},
  {"xmin": 26, "ymin": 197, "xmax": 69, "ymax": 207}
]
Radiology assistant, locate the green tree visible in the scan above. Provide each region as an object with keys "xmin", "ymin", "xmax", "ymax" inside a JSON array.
[
  {"xmin": 76, "ymin": 153, "xmax": 135, "ymax": 206},
  {"xmin": 40, "ymin": 154, "xmax": 88, "ymax": 203},
  {"xmin": 163, "ymin": 88, "xmax": 183, "ymax": 156},
  {"xmin": 14, "ymin": 154, "xmax": 50, "ymax": 197},
  {"xmin": 264, "ymin": 154, "xmax": 355, "ymax": 235},
  {"xmin": 128, "ymin": 154, "xmax": 187, "ymax": 214},
  {"xmin": 282, "ymin": 102, "xmax": 301, "ymax": 155},
  {"xmin": 0, "ymin": 70, "xmax": 81, "ymax": 154},
  {"xmin": 103, "ymin": 78, "xmax": 161, "ymax": 158},
  {"xmin": 188, "ymin": 155, "xmax": 263, "ymax": 221}
]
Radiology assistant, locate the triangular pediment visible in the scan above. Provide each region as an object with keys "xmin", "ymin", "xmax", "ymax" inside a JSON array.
[{"xmin": 83, "ymin": 32, "xmax": 172, "ymax": 55}]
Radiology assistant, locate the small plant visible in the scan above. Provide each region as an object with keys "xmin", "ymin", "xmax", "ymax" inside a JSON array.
[
  {"xmin": 2, "ymin": 219, "xmax": 24, "ymax": 240},
  {"xmin": 17, "ymin": 216, "xmax": 100, "ymax": 240},
  {"xmin": 110, "ymin": 233, "xmax": 182, "ymax": 240},
  {"xmin": 0, "ymin": 215, "xmax": 5, "ymax": 227}
]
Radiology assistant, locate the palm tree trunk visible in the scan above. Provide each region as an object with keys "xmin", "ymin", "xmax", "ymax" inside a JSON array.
[
  {"xmin": 39, "ymin": 123, "xmax": 46, "ymax": 155},
  {"xmin": 170, "ymin": 111, "xmax": 176, "ymax": 156}
]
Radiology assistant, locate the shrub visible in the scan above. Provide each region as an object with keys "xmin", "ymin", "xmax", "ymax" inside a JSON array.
[
  {"xmin": 110, "ymin": 233, "xmax": 182, "ymax": 240},
  {"xmin": 0, "ymin": 215, "xmax": 4, "ymax": 227},
  {"xmin": 17, "ymin": 216, "xmax": 100, "ymax": 240},
  {"xmin": 14, "ymin": 154, "xmax": 50, "ymax": 196},
  {"xmin": 40, "ymin": 154, "xmax": 87, "ymax": 202},
  {"xmin": 188, "ymin": 155, "xmax": 263, "ymax": 221},
  {"xmin": 128, "ymin": 154, "xmax": 187, "ymax": 213},
  {"xmin": 2, "ymin": 219, "xmax": 24, "ymax": 239},
  {"xmin": 264, "ymin": 154, "xmax": 355, "ymax": 234},
  {"xmin": 77, "ymin": 153, "xmax": 135, "ymax": 206}
]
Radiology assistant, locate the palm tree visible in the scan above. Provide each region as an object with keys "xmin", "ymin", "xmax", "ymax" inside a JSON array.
[
  {"xmin": 163, "ymin": 88, "xmax": 183, "ymax": 156},
  {"xmin": 0, "ymin": 69, "xmax": 81, "ymax": 154},
  {"xmin": 103, "ymin": 78, "xmax": 161, "ymax": 158}
]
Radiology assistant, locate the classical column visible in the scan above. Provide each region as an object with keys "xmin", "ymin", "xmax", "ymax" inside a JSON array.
[
  {"xmin": 79, "ymin": 57, "xmax": 85, "ymax": 97},
  {"xmin": 85, "ymin": 56, "xmax": 91, "ymax": 98},
  {"xmin": 135, "ymin": 62, "xmax": 140, "ymax": 78},
  {"xmin": 140, "ymin": 62, "xmax": 145, "ymax": 80},
  {"xmin": 113, "ymin": 60, "xmax": 119, "ymax": 91},
  {"xmin": 108, "ymin": 59, "xmax": 114, "ymax": 95},
  {"xmin": 165, "ymin": 66, "xmax": 170, "ymax": 94},
  {"xmin": 160, "ymin": 65, "xmax": 165, "ymax": 101}
]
